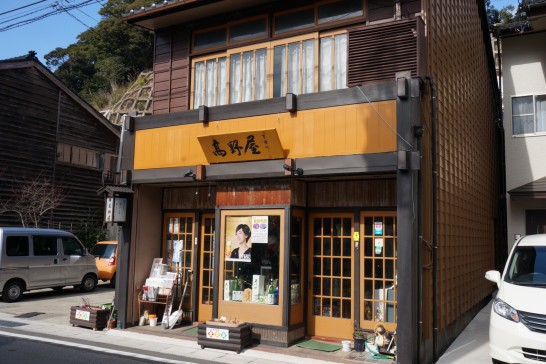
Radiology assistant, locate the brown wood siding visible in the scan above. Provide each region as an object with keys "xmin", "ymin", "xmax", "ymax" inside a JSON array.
[
  {"xmin": 307, "ymin": 179, "xmax": 396, "ymax": 208},
  {"xmin": 216, "ymin": 180, "xmax": 292, "ymax": 206},
  {"xmin": 290, "ymin": 180, "xmax": 307, "ymax": 207},
  {"xmin": 367, "ymin": 0, "xmax": 395, "ymax": 22},
  {"xmin": 163, "ymin": 186, "xmax": 216, "ymax": 210},
  {"xmin": 401, "ymin": 0, "xmax": 421, "ymax": 16},
  {"xmin": 0, "ymin": 65, "xmax": 119, "ymax": 229},
  {"xmin": 153, "ymin": 26, "xmax": 190, "ymax": 115},
  {"xmin": 347, "ymin": 18, "xmax": 423, "ymax": 86}
]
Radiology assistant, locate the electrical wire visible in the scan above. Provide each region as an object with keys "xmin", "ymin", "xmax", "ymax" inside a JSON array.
[
  {"xmin": 356, "ymin": 85, "xmax": 414, "ymax": 151},
  {"xmin": 0, "ymin": 0, "xmax": 104, "ymax": 32}
]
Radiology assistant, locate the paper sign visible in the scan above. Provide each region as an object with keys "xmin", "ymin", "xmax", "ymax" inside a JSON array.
[
  {"xmin": 75, "ymin": 310, "xmax": 91, "ymax": 321},
  {"xmin": 375, "ymin": 238, "xmax": 384, "ymax": 255},
  {"xmin": 206, "ymin": 327, "xmax": 230, "ymax": 340},
  {"xmin": 374, "ymin": 221, "xmax": 383, "ymax": 235}
]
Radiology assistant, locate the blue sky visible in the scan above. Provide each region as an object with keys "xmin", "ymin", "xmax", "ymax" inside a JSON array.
[
  {"xmin": 0, "ymin": 0, "xmax": 104, "ymax": 64},
  {"xmin": 0, "ymin": 0, "xmax": 521, "ymax": 67}
]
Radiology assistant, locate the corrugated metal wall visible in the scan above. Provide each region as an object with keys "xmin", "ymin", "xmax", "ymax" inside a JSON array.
[{"xmin": 348, "ymin": 18, "xmax": 424, "ymax": 86}]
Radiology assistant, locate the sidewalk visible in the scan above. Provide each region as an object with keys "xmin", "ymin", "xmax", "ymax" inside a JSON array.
[
  {"xmin": 0, "ymin": 285, "xmax": 493, "ymax": 363},
  {"xmin": 436, "ymin": 299, "xmax": 492, "ymax": 364},
  {"xmin": 0, "ymin": 311, "xmax": 389, "ymax": 364}
]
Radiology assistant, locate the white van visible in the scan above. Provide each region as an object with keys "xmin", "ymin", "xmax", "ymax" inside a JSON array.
[{"xmin": 0, "ymin": 228, "xmax": 98, "ymax": 302}]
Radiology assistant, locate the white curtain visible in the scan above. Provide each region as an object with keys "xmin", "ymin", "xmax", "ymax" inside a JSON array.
[
  {"xmin": 334, "ymin": 34, "xmax": 347, "ymax": 90},
  {"xmin": 288, "ymin": 42, "xmax": 300, "ymax": 94},
  {"xmin": 320, "ymin": 37, "xmax": 332, "ymax": 91},
  {"xmin": 242, "ymin": 51, "xmax": 253, "ymax": 102},
  {"xmin": 230, "ymin": 54, "xmax": 241, "ymax": 104},
  {"xmin": 217, "ymin": 57, "xmax": 227, "ymax": 106},
  {"xmin": 255, "ymin": 49, "xmax": 267, "ymax": 100},
  {"xmin": 536, "ymin": 95, "xmax": 546, "ymax": 133},
  {"xmin": 206, "ymin": 60, "xmax": 216, "ymax": 106},
  {"xmin": 194, "ymin": 61, "xmax": 204, "ymax": 109},
  {"xmin": 302, "ymin": 39, "xmax": 314, "ymax": 94},
  {"xmin": 274, "ymin": 45, "xmax": 287, "ymax": 97}
]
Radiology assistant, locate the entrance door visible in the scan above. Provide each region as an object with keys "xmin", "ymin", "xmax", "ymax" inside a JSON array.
[
  {"xmin": 163, "ymin": 213, "xmax": 195, "ymax": 311},
  {"xmin": 198, "ymin": 214, "xmax": 215, "ymax": 322},
  {"xmin": 308, "ymin": 213, "xmax": 354, "ymax": 339},
  {"xmin": 359, "ymin": 212, "xmax": 397, "ymax": 333}
]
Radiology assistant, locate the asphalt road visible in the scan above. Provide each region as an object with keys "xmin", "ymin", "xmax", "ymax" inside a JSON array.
[
  {"xmin": 0, "ymin": 283, "xmax": 115, "ymax": 325},
  {"xmin": 0, "ymin": 334, "xmax": 165, "ymax": 364}
]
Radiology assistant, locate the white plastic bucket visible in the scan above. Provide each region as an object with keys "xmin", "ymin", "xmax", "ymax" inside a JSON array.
[
  {"xmin": 342, "ymin": 340, "xmax": 351, "ymax": 352},
  {"xmin": 149, "ymin": 317, "xmax": 158, "ymax": 326}
]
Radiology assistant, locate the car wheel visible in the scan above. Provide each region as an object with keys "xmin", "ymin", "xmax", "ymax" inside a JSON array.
[
  {"xmin": 109, "ymin": 273, "xmax": 116, "ymax": 288},
  {"xmin": 80, "ymin": 274, "xmax": 97, "ymax": 292},
  {"xmin": 2, "ymin": 280, "xmax": 24, "ymax": 303}
]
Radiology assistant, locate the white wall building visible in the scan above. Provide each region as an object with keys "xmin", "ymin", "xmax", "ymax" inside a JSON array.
[{"xmin": 502, "ymin": 0, "xmax": 546, "ymax": 250}]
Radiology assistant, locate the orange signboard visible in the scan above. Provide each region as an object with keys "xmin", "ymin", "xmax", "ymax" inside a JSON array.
[{"xmin": 198, "ymin": 129, "xmax": 285, "ymax": 164}]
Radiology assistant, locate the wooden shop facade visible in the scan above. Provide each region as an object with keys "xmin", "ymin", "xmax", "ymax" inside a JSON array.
[{"xmin": 117, "ymin": 1, "xmax": 503, "ymax": 363}]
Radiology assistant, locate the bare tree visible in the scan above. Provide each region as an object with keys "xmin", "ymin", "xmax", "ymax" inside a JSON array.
[{"xmin": 0, "ymin": 175, "xmax": 66, "ymax": 228}]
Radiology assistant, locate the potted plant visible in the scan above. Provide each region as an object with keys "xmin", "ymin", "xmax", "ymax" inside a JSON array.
[
  {"xmin": 353, "ymin": 323, "xmax": 367, "ymax": 352},
  {"xmin": 107, "ymin": 309, "xmax": 117, "ymax": 329}
]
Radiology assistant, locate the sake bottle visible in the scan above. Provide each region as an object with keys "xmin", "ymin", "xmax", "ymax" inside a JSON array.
[{"xmin": 267, "ymin": 279, "xmax": 275, "ymax": 304}]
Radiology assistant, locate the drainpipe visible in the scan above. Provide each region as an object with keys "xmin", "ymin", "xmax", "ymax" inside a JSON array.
[
  {"xmin": 416, "ymin": 124, "xmax": 423, "ymax": 361},
  {"xmin": 426, "ymin": 76, "xmax": 438, "ymax": 362}
]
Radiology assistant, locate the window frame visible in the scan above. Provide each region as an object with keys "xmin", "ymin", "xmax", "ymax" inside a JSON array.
[
  {"xmin": 190, "ymin": 31, "xmax": 348, "ymax": 109},
  {"xmin": 511, "ymin": 93, "xmax": 546, "ymax": 137}
]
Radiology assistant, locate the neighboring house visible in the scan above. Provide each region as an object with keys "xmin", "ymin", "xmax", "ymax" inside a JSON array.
[
  {"xmin": 0, "ymin": 53, "xmax": 120, "ymax": 230},
  {"xmin": 120, "ymin": 1, "xmax": 503, "ymax": 363},
  {"xmin": 500, "ymin": 0, "xmax": 546, "ymax": 248}
]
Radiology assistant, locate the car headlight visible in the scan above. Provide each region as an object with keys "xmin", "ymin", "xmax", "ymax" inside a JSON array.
[{"xmin": 493, "ymin": 298, "xmax": 520, "ymax": 323}]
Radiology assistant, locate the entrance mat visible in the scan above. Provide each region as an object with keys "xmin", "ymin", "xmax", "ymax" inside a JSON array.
[
  {"xmin": 15, "ymin": 312, "xmax": 44, "ymax": 318},
  {"xmin": 296, "ymin": 339, "xmax": 342, "ymax": 352},
  {"xmin": 182, "ymin": 326, "xmax": 198, "ymax": 335}
]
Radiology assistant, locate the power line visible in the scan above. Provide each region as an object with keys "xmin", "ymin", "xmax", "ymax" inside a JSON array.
[
  {"xmin": 0, "ymin": 0, "xmax": 101, "ymax": 32},
  {"xmin": 0, "ymin": 0, "xmax": 48, "ymax": 17}
]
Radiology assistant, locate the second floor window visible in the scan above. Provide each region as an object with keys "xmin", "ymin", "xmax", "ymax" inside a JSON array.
[
  {"xmin": 192, "ymin": 33, "xmax": 347, "ymax": 109},
  {"xmin": 512, "ymin": 94, "xmax": 546, "ymax": 136}
]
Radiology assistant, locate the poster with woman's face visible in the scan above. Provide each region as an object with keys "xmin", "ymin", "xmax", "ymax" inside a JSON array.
[{"xmin": 225, "ymin": 216, "xmax": 252, "ymax": 262}]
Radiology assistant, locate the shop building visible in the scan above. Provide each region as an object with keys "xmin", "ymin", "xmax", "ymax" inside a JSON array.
[{"xmin": 117, "ymin": 1, "xmax": 504, "ymax": 363}]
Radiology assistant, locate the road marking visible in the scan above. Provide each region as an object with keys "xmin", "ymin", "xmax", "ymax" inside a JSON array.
[{"xmin": 0, "ymin": 329, "xmax": 195, "ymax": 364}]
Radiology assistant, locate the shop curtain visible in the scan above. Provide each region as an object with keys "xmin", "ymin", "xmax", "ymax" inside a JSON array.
[
  {"xmin": 230, "ymin": 54, "xmax": 242, "ymax": 103},
  {"xmin": 274, "ymin": 45, "xmax": 286, "ymax": 97},
  {"xmin": 334, "ymin": 34, "xmax": 347, "ymax": 90},
  {"xmin": 255, "ymin": 49, "xmax": 267, "ymax": 100},
  {"xmin": 242, "ymin": 51, "xmax": 253, "ymax": 102},
  {"xmin": 287, "ymin": 42, "xmax": 300, "ymax": 94},
  {"xmin": 217, "ymin": 58, "xmax": 227, "ymax": 106},
  {"xmin": 194, "ymin": 61, "xmax": 204, "ymax": 108},
  {"xmin": 206, "ymin": 60, "xmax": 216, "ymax": 106},
  {"xmin": 320, "ymin": 37, "xmax": 332, "ymax": 91}
]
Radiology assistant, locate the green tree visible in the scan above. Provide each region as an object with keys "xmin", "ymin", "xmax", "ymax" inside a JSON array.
[
  {"xmin": 486, "ymin": 1, "xmax": 526, "ymax": 25},
  {"xmin": 44, "ymin": 0, "xmax": 153, "ymax": 106}
]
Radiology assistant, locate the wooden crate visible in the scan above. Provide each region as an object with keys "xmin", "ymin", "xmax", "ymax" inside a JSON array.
[
  {"xmin": 197, "ymin": 321, "xmax": 252, "ymax": 354},
  {"xmin": 70, "ymin": 306, "xmax": 110, "ymax": 331}
]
